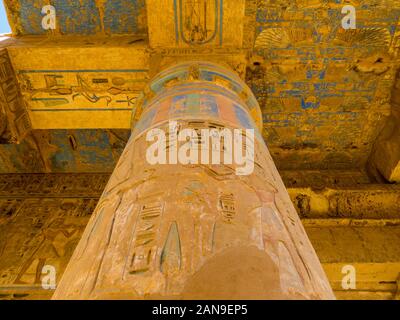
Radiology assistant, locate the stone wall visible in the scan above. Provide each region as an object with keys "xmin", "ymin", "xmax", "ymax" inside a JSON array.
[{"xmin": 0, "ymin": 172, "xmax": 398, "ymax": 300}]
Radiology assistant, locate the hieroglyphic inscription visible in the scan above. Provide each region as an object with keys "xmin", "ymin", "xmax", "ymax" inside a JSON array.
[
  {"xmin": 218, "ymin": 193, "xmax": 235, "ymax": 222},
  {"xmin": 129, "ymin": 202, "xmax": 163, "ymax": 274}
]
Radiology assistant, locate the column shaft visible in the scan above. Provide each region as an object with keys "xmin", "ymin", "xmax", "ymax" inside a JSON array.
[{"xmin": 53, "ymin": 62, "xmax": 334, "ymax": 300}]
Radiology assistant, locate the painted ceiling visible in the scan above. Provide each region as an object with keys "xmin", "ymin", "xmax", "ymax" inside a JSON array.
[
  {"xmin": 1, "ymin": 0, "xmax": 400, "ymax": 173},
  {"xmin": 7, "ymin": 0, "xmax": 147, "ymax": 36}
]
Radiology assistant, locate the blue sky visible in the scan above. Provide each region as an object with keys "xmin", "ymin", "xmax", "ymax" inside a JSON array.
[{"xmin": 0, "ymin": 1, "xmax": 11, "ymax": 34}]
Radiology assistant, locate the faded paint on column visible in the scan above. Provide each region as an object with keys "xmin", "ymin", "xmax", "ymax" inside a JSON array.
[{"xmin": 53, "ymin": 62, "xmax": 334, "ymax": 300}]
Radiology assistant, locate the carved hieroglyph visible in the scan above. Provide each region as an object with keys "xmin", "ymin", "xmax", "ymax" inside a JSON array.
[
  {"xmin": 53, "ymin": 62, "xmax": 334, "ymax": 300},
  {"xmin": 0, "ymin": 49, "xmax": 31, "ymax": 143}
]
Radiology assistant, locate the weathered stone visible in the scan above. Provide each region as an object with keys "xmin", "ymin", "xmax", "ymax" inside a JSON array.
[
  {"xmin": 0, "ymin": 48, "xmax": 31, "ymax": 143},
  {"xmin": 0, "ymin": 173, "xmax": 399, "ymax": 299},
  {"xmin": 368, "ymin": 73, "xmax": 400, "ymax": 183},
  {"xmin": 53, "ymin": 62, "xmax": 334, "ymax": 300}
]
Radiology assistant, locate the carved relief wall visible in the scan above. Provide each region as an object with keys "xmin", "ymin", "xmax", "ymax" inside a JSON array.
[
  {"xmin": 0, "ymin": 173, "xmax": 107, "ymax": 300},
  {"xmin": 1, "ymin": 172, "xmax": 399, "ymax": 300},
  {"xmin": 245, "ymin": 0, "xmax": 400, "ymax": 170},
  {"xmin": 0, "ymin": 129, "xmax": 129, "ymax": 173}
]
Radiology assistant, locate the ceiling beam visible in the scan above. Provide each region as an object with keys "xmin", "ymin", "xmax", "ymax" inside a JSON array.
[{"xmin": 3, "ymin": 36, "xmax": 149, "ymax": 130}]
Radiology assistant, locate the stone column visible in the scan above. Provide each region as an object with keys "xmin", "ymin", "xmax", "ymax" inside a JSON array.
[{"xmin": 53, "ymin": 62, "xmax": 334, "ymax": 300}]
